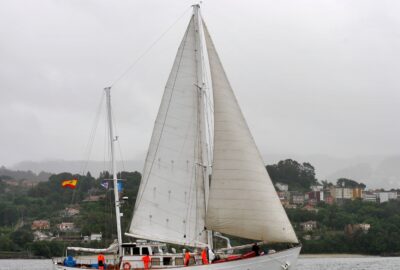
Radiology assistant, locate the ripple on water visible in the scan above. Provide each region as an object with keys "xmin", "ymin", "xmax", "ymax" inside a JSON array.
[{"xmin": 296, "ymin": 257, "xmax": 400, "ymax": 270}]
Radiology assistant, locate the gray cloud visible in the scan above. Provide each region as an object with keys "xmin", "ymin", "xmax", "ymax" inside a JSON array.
[{"xmin": 1, "ymin": 0, "xmax": 399, "ymax": 173}]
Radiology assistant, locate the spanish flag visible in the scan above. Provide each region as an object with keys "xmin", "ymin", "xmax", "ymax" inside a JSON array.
[{"xmin": 62, "ymin": 179, "xmax": 78, "ymax": 189}]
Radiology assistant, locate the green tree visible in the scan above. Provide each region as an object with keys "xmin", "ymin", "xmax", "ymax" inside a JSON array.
[{"xmin": 266, "ymin": 159, "xmax": 318, "ymax": 191}]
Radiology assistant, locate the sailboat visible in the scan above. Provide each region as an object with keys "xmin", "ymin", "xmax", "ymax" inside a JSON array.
[{"xmin": 53, "ymin": 4, "xmax": 301, "ymax": 270}]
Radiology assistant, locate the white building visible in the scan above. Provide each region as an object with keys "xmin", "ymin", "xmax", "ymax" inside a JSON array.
[
  {"xmin": 377, "ymin": 192, "xmax": 398, "ymax": 203},
  {"xmin": 275, "ymin": 182, "xmax": 289, "ymax": 192},
  {"xmin": 310, "ymin": 185, "xmax": 323, "ymax": 192},
  {"xmin": 90, "ymin": 233, "xmax": 102, "ymax": 241},
  {"xmin": 363, "ymin": 193, "xmax": 377, "ymax": 202},
  {"xmin": 334, "ymin": 187, "xmax": 353, "ymax": 200},
  {"xmin": 300, "ymin": 221, "xmax": 317, "ymax": 231},
  {"xmin": 58, "ymin": 222, "xmax": 75, "ymax": 232}
]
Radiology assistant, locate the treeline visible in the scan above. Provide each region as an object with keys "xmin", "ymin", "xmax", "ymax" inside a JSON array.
[
  {"xmin": 0, "ymin": 166, "xmax": 51, "ymax": 182},
  {"xmin": 287, "ymin": 200, "xmax": 400, "ymax": 255},
  {"xmin": 266, "ymin": 159, "xmax": 318, "ymax": 191},
  {"xmin": 1, "ymin": 160, "xmax": 400, "ymax": 257},
  {"xmin": 0, "ymin": 170, "xmax": 141, "ymax": 257}
]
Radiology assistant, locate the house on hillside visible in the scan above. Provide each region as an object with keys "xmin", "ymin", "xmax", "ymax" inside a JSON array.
[
  {"xmin": 310, "ymin": 185, "xmax": 323, "ymax": 192},
  {"xmin": 58, "ymin": 222, "xmax": 76, "ymax": 232},
  {"xmin": 300, "ymin": 221, "xmax": 317, "ymax": 231},
  {"xmin": 291, "ymin": 193, "xmax": 305, "ymax": 205},
  {"xmin": 33, "ymin": 230, "xmax": 53, "ymax": 241},
  {"xmin": 332, "ymin": 187, "xmax": 353, "ymax": 201},
  {"xmin": 363, "ymin": 192, "xmax": 377, "ymax": 203},
  {"xmin": 377, "ymin": 192, "xmax": 397, "ymax": 203},
  {"xmin": 90, "ymin": 233, "xmax": 102, "ymax": 241},
  {"xmin": 345, "ymin": 223, "xmax": 371, "ymax": 235},
  {"xmin": 275, "ymin": 182, "xmax": 289, "ymax": 192},
  {"xmin": 31, "ymin": 220, "xmax": 50, "ymax": 230},
  {"xmin": 324, "ymin": 195, "xmax": 334, "ymax": 205},
  {"xmin": 64, "ymin": 207, "xmax": 80, "ymax": 217},
  {"xmin": 307, "ymin": 190, "xmax": 324, "ymax": 203}
]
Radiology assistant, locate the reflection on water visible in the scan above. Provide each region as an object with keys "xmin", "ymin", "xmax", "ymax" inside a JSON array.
[
  {"xmin": 0, "ymin": 257, "xmax": 399, "ymax": 270},
  {"xmin": 0, "ymin": 259, "xmax": 53, "ymax": 270},
  {"xmin": 296, "ymin": 256, "xmax": 400, "ymax": 270}
]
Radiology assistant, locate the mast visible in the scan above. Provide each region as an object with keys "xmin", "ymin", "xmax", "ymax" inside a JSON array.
[
  {"xmin": 105, "ymin": 87, "xmax": 123, "ymax": 256},
  {"xmin": 193, "ymin": 3, "xmax": 213, "ymax": 249}
]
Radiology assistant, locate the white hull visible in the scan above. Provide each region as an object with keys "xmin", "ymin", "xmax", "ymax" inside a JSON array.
[{"xmin": 53, "ymin": 246, "xmax": 301, "ymax": 270}]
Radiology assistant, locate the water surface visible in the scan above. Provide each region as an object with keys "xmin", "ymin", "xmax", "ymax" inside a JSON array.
[{"xmin": 0, "ymin": 256, "xmax": 399, "ymax": 270}]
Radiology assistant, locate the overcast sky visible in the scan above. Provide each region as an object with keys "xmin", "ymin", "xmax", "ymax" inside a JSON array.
[{"xmin": 0, "ymin": 0, "xmax": 399, "ymax": 168}]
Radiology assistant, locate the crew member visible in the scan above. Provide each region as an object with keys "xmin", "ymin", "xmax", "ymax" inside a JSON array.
[
  {"xmin": 142, "ymin": 253, "xmax": 151, "ymax": 269},
  {"xmin": 184, "ymin": 250, "xmax": 191, "ymax": 266},
  {"xmin": 97, "ymin": 253, "xmax": 105, "ymax": 270},
  {"xmin": 201, "ymin": 248, "xmax": 208, "ymax": 264},
  {"xmin": 252, "ymin": 243, "xmax": 260, "ymax": 256}
]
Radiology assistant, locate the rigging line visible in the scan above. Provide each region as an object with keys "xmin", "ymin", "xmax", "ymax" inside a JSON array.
[
  {"xmin": 81, "ymin": 93, "xmax": 105, "ymax": 175},
  {"xmin": 110, "ymin": 108, "xmax": 126, "ymax": 172},
  {"xmin": 103, "ymin": 106, "xmax": 108, "ymax": 176},
  {"xmin": 104, "ymin": 103, "xmax": 112, "ymax": 176},
  {"xmin": 198, "ymin": 15, "xmax": 214, "ymax": 166},
  {"xmin": 110, "ymin": 7, "xmax": 191, "ymax": 88},
  {"xmin": 133, "ymin": 16, "xmax": 193, "ymax": 211}
]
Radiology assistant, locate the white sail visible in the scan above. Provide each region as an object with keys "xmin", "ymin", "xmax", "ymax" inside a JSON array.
[
  {"xmin": 129, "ymin": 14, "xmax": 207, "ymax": 247},
  {"xmin": 203, "ymin": 22, "xmax": 298, "ymax": 244}
]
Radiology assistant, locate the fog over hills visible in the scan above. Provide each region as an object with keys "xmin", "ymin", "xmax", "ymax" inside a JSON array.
[{"xmin": 10, "ymin": 154, "xmax": 400, "ymax": 189}]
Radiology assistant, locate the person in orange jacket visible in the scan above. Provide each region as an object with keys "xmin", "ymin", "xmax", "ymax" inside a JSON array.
[
  {"xmin": 142, "ymin": 253, "xmax": 151, "ymax": 269},
  {"xmin": 201, "ymin": 248, "xmax": 208, "ymax": 264},
  {"xmin": 184, "ymin": 250, "xmax": 191, "ymax": 266},
  {"xmin": 97, "ymin": 253, "xmax": 105, "ymax": 270}
]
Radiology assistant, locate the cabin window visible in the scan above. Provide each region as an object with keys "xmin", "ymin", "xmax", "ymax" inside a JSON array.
[
  {"xmin": 132, "ymin": 247, "xmax": 140, "ymax": 255},
  {"xmin": 151, "ymin": 258, "xmax": 160, "ymax": 266},
  {"xmin": 124, "ymin": 247, "xmax": 132, "ymax": 256},
  {"xmin": 175, "ymin": 258, "xmax": 184, "ymax": 265},
  {"xmin": 163, "ymin": 257, "xmax": 172, "ymax": 266},
  {"xmin": 142, "ymin": 247, "xmax": 149, "ymax": 255},
  {"xmin": 152, "ymin": 246, "xmax": 160, "ymax": 254}
]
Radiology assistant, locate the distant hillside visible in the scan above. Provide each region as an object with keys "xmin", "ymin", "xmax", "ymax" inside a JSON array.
[
  {"xmin": 10, "ymin": 155, "xmax": 400, "ymax": 189},
  {"xmin": 262, "ymin": 154, "xmax": 400, "ymax": 190},
  {"xmin": 11, "ymin": 160, "xmax": 143, "ymax": 178},
  {"xmin": 0, "ymin": 166, "xmax": 51, "ymax": 182}
]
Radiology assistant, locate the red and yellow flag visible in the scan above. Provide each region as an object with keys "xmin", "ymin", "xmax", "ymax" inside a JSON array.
[{"xmin": 62, "ymin": 179, "xmax": 78, "ymax": 189}]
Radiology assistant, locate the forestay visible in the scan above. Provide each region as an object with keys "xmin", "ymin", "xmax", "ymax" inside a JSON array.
[
  {"xmin": 129, "ymin": 15, "xmax": 207, "ymax": 247},
  {"xmin": 203, "ymin": 21, "xmax": 299, "ymax": 244}
]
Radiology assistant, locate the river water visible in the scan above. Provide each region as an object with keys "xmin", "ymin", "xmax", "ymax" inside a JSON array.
[{"xmin": 0, "ymin": 256, "xmax": 399, "ymax": 269}]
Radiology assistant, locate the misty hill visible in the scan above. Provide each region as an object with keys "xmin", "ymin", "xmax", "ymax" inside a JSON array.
[
  {"xmin": 11, "ymin": 160, "xmax": 144, "ymax": 178},
  {"xmin": 0, "ymin": 166, "xmax": 52, "ymax": 182},
  {"xmin": 10, "ymin": 155, "xmax": 400, "ymax": 189},
  {"xmin": 262, "ymin": 154, "xmax": 400, "ymax": 189}
]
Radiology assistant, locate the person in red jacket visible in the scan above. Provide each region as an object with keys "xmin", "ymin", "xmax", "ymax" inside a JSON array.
[
  {"xmin": 184, "ymin": 250, "xmax": 191, "ymax": 266},
  {"xmin": 201, "ymin": 248, "xmax": 208, "ymax": 264},
  {"xmin": 97, "ymin": 253, "xmax": 105, "ymax": 270},
  {"xmin": 142, "ymin": 253, "xmax": 151, "ymax": 269}
]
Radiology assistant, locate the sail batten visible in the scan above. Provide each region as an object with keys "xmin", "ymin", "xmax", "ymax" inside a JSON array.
[{"xmin": 203, "ymin": 21, "xmax": 298, "ymax": 243}]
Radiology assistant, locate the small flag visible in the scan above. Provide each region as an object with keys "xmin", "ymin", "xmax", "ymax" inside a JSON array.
[
  {"xmin": 101, "ymin": 180, "xmax": 109, "ymax": 189},
  {"xmin": 117, "ymin": 181, "xmax": 123, "ymax": 192},
  {"xmin": 62, "ymin": 179, "xmax": 78, "ymax": 189}
]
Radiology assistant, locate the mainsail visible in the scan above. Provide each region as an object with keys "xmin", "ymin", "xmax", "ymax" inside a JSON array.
[
  {"xmin": 203, "ymin": 22, "xmax": 299, "ymax": 244},
  {"xmin": 129, "ymin": 14, "xmax": 208, "ymax": 247}
]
